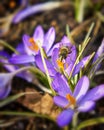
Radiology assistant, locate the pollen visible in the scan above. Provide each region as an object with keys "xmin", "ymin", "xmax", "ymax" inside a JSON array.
[
  {"xmin": 29, "ymin": 37, "xmax": 39, "ymax": 52},
  {"xmin": 66, "ymin": 94, "xmax": 76, "ymax": 105},
  {"xmin": 57, "ymin": 59, "xmax": 64, "ymax": 71}
]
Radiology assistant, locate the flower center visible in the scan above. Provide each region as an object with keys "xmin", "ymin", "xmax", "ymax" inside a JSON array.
[
  {"xmin": 29, "ymin": 37, "xmax": 39, "ymax": 52},
  {"xmin": 65, "ymin": 93, "xmax": 76, "ymax": 109},
  {"xmin": 56, "ymin": 59, "xmax": 64, "ymax": 71}
]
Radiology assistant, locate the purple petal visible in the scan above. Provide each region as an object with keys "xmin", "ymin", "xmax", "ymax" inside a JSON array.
[
  {"xmin": 78, "ymin": 101, "xmax": 95, "ymax": 112},
  {"xmin": 57, "ymin": 109, "xmax": 74, "ymax": 127},
  {"xmin": 93, "ymin": 39, "xmax": 104, "ymax": 62},
  {"xmin": 61, "ymin": 36, "xmax": 72, "ymax": 47},
  {"xmin": 33, "ymin": 25, "xmax": 44, "ymax": 45},
  {"xmin": 9, "ymin": 54, "xmax": 35, "ymax": 64},
  {"xmin": 17, "ymin": 71, "xmax": 34, "ymax": 82},
  {"xmin": 0, "ymin": 74, "xmax": 12, "ymax": 88},
  {"xmin": 15, "ymin": 43, "xmax": 26, "ymax": 54},
  {"xmin": 54, "ymin": 96, "xmax": 69, "ymax": 108},
  {"xmin": 0, "ymin": 84, "xmax": 11, "ymax": 99},
  {"xmin": 12, "ymin": 2, "xmax": 63, "ymax": 24},
  {"xmin": 52, "ymin": 73, "xmax": 72, "ymax": 97},
  {"xmin": 0, "ymin": 73, "xmax": 13, "ymax": 99},
  {"xmin": 35, "ymin": 54, "xmax": 56, "ymax": 77},
  {"xmin": 44, "ymin": 27, "xmax": 55, "ymax": 53},
  {"xmin": 65, "ymin": 62, "xmax": 74, "ymax": 75},
  {"xmin": 73, "ymin": 76, "xmax": 89, "ymax": 102},
  {"xmin": 47, "ymin": 42, "xmax": 60, "ymax": 56},
  {"xmin": 23, "ymin": 34, "xmax": 36, "ymax": 55},
  {"xmin": 0, "ymin": 51, "xmax": 10, "ymax": 59},
  {"xmin": 65, "ymin": 45, "xmax": 76, "ymax": 75},
  {"xmin": 52, "ymin": 48, "xmax": 59, "ymax": 70},
  {"xmin": 72, "ymin": 55, "xmax": 91, "ymax": 76},
  {"xmin": 0, "ymin": 51, "xmax": 17, "ymax": 72},
  {"xmin": 81, "ymin": 85, "xmax": 104, "ymax": 102}
]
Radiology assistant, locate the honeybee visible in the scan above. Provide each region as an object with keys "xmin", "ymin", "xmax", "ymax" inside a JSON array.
[{"xmin": 59, "ymin": 46, "xmax": 72, "ymax": 61}]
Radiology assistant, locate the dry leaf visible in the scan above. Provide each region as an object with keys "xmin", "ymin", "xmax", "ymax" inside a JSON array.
[{"xmin": 17, "ymin": 88, "xmax": 60, "ymax": 119}]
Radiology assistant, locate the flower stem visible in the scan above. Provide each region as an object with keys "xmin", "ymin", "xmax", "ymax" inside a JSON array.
[
  {"xmin": 37, "ymin": 41, "xmax": 56, "ymax": 96},
  {"xmin": 0, "ymin": 40, "xmax": 19, "ymax": 54},
  {"xmin": 72, "ymin": 112, "xmax": 79, "ymax": 130},
  {"xmin": 64, "ymin": 126, "xmax": 69, "ymax": 130}
]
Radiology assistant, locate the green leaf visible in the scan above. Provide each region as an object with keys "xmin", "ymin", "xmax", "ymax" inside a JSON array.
[
  {"xmin": 0, "ymin": 92, "xmax": 36, "ymax": 107},
  {"xmin": 0, "ymin": 111, "xmax": 54, "ymax": 122},
  {"xmin": 77, "ymin": 117, "xmax": 104, "ymax": 130},
  {"xmin": 0, "ymin": 40, "xmax": 19, "ymax": 54},
  {"xmin": 75, "ymin": 0, "xmax": 87, "ymax": 23}
]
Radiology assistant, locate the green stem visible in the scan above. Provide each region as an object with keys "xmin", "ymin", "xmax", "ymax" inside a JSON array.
[
  {"xmin": 0, "ymin": 40, "xmax": 19, "ymax": 54},
  {"xmin": 68, "ymin": 37, "xmax": 90, "ymax": 80},
  {"xmin": 0, "ymin": 111, "xmax": 55, "ymax": 122},
  {"xmin": 37, "ymin": 41, "xmax": 56, "ymax": 96},
  {"xmin": 68, "ymin": 23, "xmax": 94, "ymax": 80},
  {"xmin": 72, "ymin": 112, "xmax": 79, "ymax": 130},
  {"xmin": 64, "ymin": 126, "xmax": 69, "ymax": 130}
]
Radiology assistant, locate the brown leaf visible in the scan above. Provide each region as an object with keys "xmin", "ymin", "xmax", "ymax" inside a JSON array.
[{"xmin": 17, "ymin": 88, "xmax": 60, "ymax": 119}]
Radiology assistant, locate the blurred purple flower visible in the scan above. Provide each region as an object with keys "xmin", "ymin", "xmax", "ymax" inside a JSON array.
[
  {"xmin": 52, "ymin": 73, "xmax": 104, "ymax": 127},
  {"xmin": 0, "ymin": 66, "xmax": 32, "ymax": 99},
  {"xmin": 9, "ymin": 25, "xmax": 55, "ymax": 64},
  {"xmin": 12, "ymin": 2, "xmax": 64, "ymax": 24},
  {"xmin": 0, "ymin": 73, "xmax": 12, "ymax": 99},
  {"xmin": 0, "ymin": 51, "xmax": 34, "ymax": 82},
  {"xmin": 93, "ymin": 38, "xmax": 104, "ymax": 62}
]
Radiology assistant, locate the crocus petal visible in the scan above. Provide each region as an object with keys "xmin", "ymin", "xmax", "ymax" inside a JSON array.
[
  {"xmin": 35, "ymin": 54, "xmax": 56, "ymax": 77},
  {"xmin": 12, "ymin": 2, "xmax": 63, "ymax": 24},
  {"xmin": 72, "ymin": 55, "xmax": 91, "ymax": 76},
  {"xmin": 9, "ymin": 54, "xmax": 35, "ymax": 64},
  {"xmin": 78, "ymin": 101, "xmax": 95, "ymax": 112},
  {"xmin": 93, "ymin": 39, "xmax": 104, "ymax": 62},
  {"xmin": 52, "ymin": 48, "xmax": 59, "ymax": 70},
  {"xmin": 81, "ymin": 85, "xmax": 104, "ymax": 102},
  {"xmin": 54, "ymin": 96, "xmax": 69, "ymax": 108},
  {"xmin": 57, "ymin": 109, "xmax": 74, "ymax": 127},
  {"xmin": 23, "ymin": 34, "xmax": 36, "ymax": 55},
  {"xmin": 0, "ymin": 51, "xmax": 18, "ymax": 72},
  {"xmin": 73, "ymin": 76, "xmax": 89, "ymax": 102},
  {"xmin": 17, "ymin": 71, "xmax": 34, "ymax": 82},
  {"xmin": 0, "ymin": 51, "xmax": 10, "ymax": 59},
  {"xmin": 44, "ymin": 27, "xmax": 55, "ymax": 53},
  {"xmin": 61, "ymin": 36, "xmax": 72, "ymax": 47},
  {"xmin": 0, "ymin": 73, "xmax": 13, "ymax": 99},
  {"xmin": 65, "ymin": 45, "xmax": 76, "ymax": 75},
  {"xmin": 47, "ymin": 42, "xmax": 60, "ymax": 56},
  {"xmin": 0, "ymin": 74, "xmax": 12, "ymax": 88},
  {"xmin": 33, "ymin": 25, "xmax": 44, "ymax": 45},
  {"xmin": 15, "ymin": 43, "xmax": 26, "ymax": 54},
  {"xmin": 52, "ymin": 73, "xmax": 72, "ymax": 97},
  {"xmin": 0, "ymin": 84, "xmax": 11, "ymax": 99}
]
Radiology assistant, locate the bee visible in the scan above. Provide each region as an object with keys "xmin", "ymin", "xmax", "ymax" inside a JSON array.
[{"xmin": 59, "ymin": 46, "xmax": 72, "ymax": 61}]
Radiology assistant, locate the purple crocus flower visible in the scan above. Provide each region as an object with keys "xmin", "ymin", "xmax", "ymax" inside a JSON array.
[
  {"xmin": 0, "ymin": 50, "xmax": 33, "ymax": 82},
  {"xmin": 0, "ymin": 73, "xmax": 12, "ymax": 99},
  {"xmin": 52, "ymin": 73, "xmax": 104, "ymax": 127},
  {"xmin": 9, "ymin": 25, "xmax": 55, "ymax": 64},
  {"xmin": 0, "ymin": 66, "xmax": 31, "ymax": 99},
  {"xmin": 35, "ymin": 36, "xmax": 92, "ymax": 77},
  {"xmin": 93, "ymin": 38, "xmax": 104, "ymax": 62},
  {"xmin": 12, "ymin": 2, "xmax": 66, "ymax": 24}
]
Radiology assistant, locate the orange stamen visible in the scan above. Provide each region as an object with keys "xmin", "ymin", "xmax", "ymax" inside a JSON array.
[
  {"xmin": 29, "ymin": 37, "xmax": 39, "ymax": 52},
  {"xmin": 66, "ymin": 94, "xmax": 76, "ymax": 105},
  {"xmin": 57, "ymin": 59, "xmax": 64, "ymax": 71}
]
